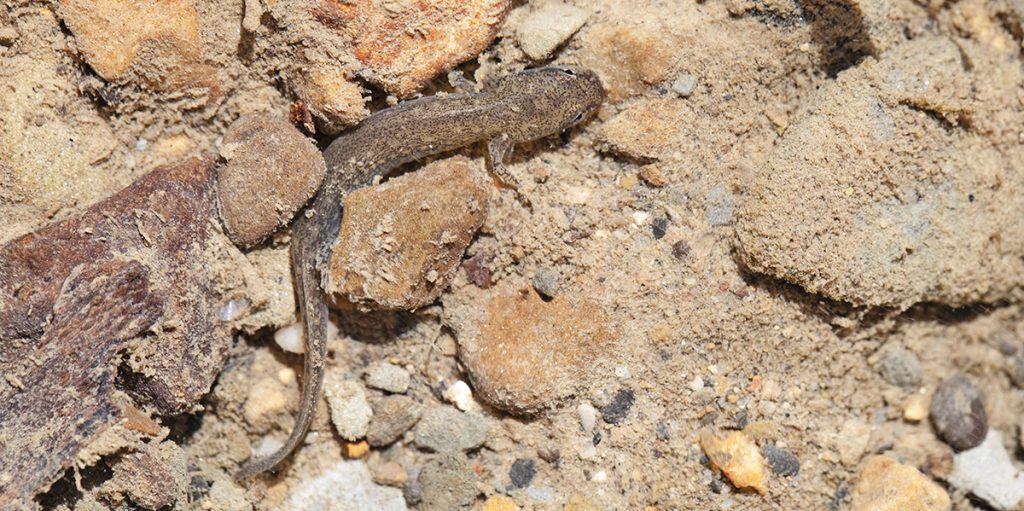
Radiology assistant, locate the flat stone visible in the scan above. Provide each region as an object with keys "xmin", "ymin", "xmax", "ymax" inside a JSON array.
[
  {"xmin": 850, "ymin": 455, "xmax": 950, "ymax": 511},
  {"xmin": 414, "ymin": 406, "xmax": 487, "ymax": 453},
  {"xmin": 324, "ymin": 375, "xmax": 373, "ymax": 441},
  {"xmin": 364, "ymin": 361, "xmax": 411, "ymax": 394},
  {"xmin": 367, "ymin": 396, "xmax": 422, "ymax": 447},
  {"xmin": 516, "ymin": 2, "xmax": 589, "ymax": 61}
]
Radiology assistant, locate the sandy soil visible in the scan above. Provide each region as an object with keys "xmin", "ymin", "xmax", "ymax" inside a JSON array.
[{"xmin": 2, "ymin": 0, "xmax": 1023, "ymax": 510}]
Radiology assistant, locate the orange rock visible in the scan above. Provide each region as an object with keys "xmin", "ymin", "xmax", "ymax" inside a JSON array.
[
  {"xmin": 58, "ymin": 0, "xmax": 219, "ymax": 94},
  {"xmin": 482, "ymin": 494, "xmax": 519, "ymax": 511},
  {"xmin": 699, "ymin": 429, "xmax": 768, "ymax": 495},
  {"xmin": 311, "ymin": 0, "xmax": 509, "ymax": 97},
  {"xmin": 342, "ymin": 440, "xmax": 370, "ymax": 459},
  {"xmin": 327, "ymin": 156, "xmax": 491, "ymax": 310},
  {"xmin": 291, "ymin": 65, "xmax": 369, "ymax": 134},
  {"xmin": 444, "ymin": 283, "xmax": 614, "ymax": 414},
  {"xmin": 850, "ymin": 455, "xmax": 951, "ymax": 511}
]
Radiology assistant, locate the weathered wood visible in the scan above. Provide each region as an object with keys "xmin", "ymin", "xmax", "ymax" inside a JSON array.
[{"xmin": 0, "ymin": 156, "xmax": 233, "ymax": 508}]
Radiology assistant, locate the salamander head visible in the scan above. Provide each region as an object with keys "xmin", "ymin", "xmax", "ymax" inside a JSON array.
[{"xmin": 495, "ymin": 65, "xmax": 605, "ymax": 142}]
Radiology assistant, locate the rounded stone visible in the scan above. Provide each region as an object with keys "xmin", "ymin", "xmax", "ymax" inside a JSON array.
[{"xmin": 930, "ymin": 374, "xmax": 987, "ymax": 452}]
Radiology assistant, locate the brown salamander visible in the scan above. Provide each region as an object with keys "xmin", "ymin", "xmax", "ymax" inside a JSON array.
[{"xmin": 236, "ymin": 66, "xmax": 604, "ymax": 479}]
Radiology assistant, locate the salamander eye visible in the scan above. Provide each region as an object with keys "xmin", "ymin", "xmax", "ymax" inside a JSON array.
[
  {"xmin": 573, "ymin": 112, "xmax": 584, "ymax": 122},
  {"xmin": 561, "ymin": 68, "xmax": 576, "ymax": 76}
]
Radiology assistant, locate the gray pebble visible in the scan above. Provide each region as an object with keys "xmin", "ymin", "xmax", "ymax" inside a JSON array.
[
  {"xmin": 364, "ymin": 361, "xmax": 411, "ymax": 394},
  {"xmin": 414, "ymin": 406, "xmax": 487, "ymax": 452},
  {"xmin": 1006, "ymin": 354, "xmax": 1024, "ymax": 388},
  {"xmin": 417, "ymin": 453, "xmax": 477, "ymax": 511},
  {"xmin": 532, "ymin": 266, "xmax": 561, "ymax": 298},
  {"xmin": 671, "ymin": 73, "xmax": 698, "ymax": 97},
  {"xmin": 762, "ymin": 444, "xmax": 800, "ymax": 477},
  {"xmin": 367, "ymin": 395, "xmax": 422, "ymax": 446},
  {"xmin": 509, "ymin": 458, "xmax": 536, "ymax": 488},
  {"xmin": 931, "ymin": 373, "xmax": 988, "ymax": 451},
  {"xmin": 878, "ymin": 345, "xmax": 923, "ymax": 388}
]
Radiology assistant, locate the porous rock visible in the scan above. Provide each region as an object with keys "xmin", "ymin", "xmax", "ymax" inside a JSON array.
[
  {"xmin": 417, "ymin": 453, "xmax": 477, "ymax": 511},
  {"xmin": 328, "ymin": 156, "xmax": 491, "ymax": 310},
  {"xmin": 324, "ymin": 375, "xmax": 373, "ymax": 441},
  {"xmin": 217, "ymin": 113, "xmax": 326, "ymax": 247},
  {"xmin": 699, "ymin": 429, "xmax": 767, "ymax": 495},
  {"xmin": 413, "ymin": 406, "xmax": 487, "ymax": 453},
  {"xmin": 367, "ymin": 395, "xmax": 422, "ymax": 447},
  {"xmin": 443, "ymin": 283, "xmax": 614, "ymax": 414}
]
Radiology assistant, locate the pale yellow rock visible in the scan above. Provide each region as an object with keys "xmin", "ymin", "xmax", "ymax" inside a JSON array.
[
  {"xmin": 292, "ymin": 66, "xmax": 368, "ymax": 134},
  {"xmin": 699, "ymin": 430, "xmax": 768, "ymax": 495},
  {"xmin": 516, "ymin": 2, "xmax": 589, "ymax": 61},
  {"xmin": 850, "ymin": 455, "xmax": 951, "ymax": 511},
  {"xmin": 837, "ymin": 420, "xmax": 873, "ymax": 466},
  {"xmin": 903, "ymin": 394, "xmax": 929, "ymax": 423},
  {"xmin": 483, "ymin": 494, "xmax": 519, "ymax": 511},
  {"xmin": 243, "ymin": 377, "xmax": 289, "ymax": 426}
]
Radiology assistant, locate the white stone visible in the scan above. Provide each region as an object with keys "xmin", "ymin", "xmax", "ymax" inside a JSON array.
[
  {"xmin": 516, "ymin": 2, "xmax": 589, "ymax": 61},
  {"xmin": 578, "ymin": 402, "xmax": 598, "ymax": 433},
  {"xmin": 592, "ymin": 470, "xmax": 607, "ymax": 483},
  {"xmin": 283, "ymin": 460, "xmax": 407, "ymax": 511},
  {"xmin": 688, "ymin": 375, "xmax": 705, "ymax": 392},
  {"xmin": 949, "ymin": 430, "xmax": 1024, "ymax": 511},
  {"xmin": 324, "ymin": 375, "xmax": 373, "ymax": 441},
  {"xmin": 274, "ymin": 323, "xmax": 305, "ymax": 354},
  {"xmin": 443, "ymin": 380, "xmax": 476, "ymax": 411}
]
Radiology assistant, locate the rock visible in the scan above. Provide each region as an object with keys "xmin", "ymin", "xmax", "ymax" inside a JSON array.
[
  {"xmin": 364, "ymin": 361, "xmax": 411, "ymax": 394},
  {"xmin": 342, "ymin": 440, "xmax": 370, "ymax": 459},
  {"xmin": 638, "ymin": 165, "xmax": 669, "ymax": 187},
  {"xmin": 850, "ymin": 455, "xmax": 950, "ymax": 511},
  {"xmin": 217, "ymin": 113, "xmax": 327, "ymax": 247},
  {"xmin": 577, "ymin": 403, "xmax": 598, "ymax": 433},
  {"xmin": 599, "ymin": 388, "xmax": 635, "ymax": 425},
  {"xmin": 1006, "ymin": 354, "xmax": 1024, "ymax": 388},
  {"xmin": 328, "ymin": 156, "xmax": 491, "ymax": 310},
  {"xmin": 414, "ymin": 406, "xmax": 487, "ymax": 453},
  {"xmin": 509, "ymin": 458, "xmax": 537, "ymax": 488},
  {"xmin": 483, "ymin": 494, "xmax": 519, "ymax": 511},
  {"xmin": 578, "ymin": 20, "xmax": 678, "ymax": 101},
  {"xmin": 762, "ymin": 444, "xmax": 800, "ymax": 477},
  {"xmin": 598, "ymin": 98, "xmax": 690, "ymax": 161},
  {"xmin": 670, "ymin": 72, "xmax": 697, "ymax": 97},
  {"xmin": 273, "ymin": 323, "xmax": 305, "ymax": 354},
  {"xmin": 531, "ymin": 266, "xmax": 561, "ymax": 298},
  {"xmin": 442, "ymin": 380, "xmax": 476, "ymax": 411},
  {"xmin": 311, "ymin": 0, "xmax": 510, "ymax": 98},
  {"xmin": 58, "ymin": 0, "xmax": 218, "ymax": 94},
  {"xmin": 699, "ymin": 430, "xmax": 767, "ymax": 495},
  {"xmin": 101, "ymin": 441, "xmax": 187, "ymax": 510},
  {"xmin": 418, "ymin": 453, "xmax": 477, "ymax": 511},
  {"xmin": 367, "ymin": 395, "xmax": 422, "ymax": 447},
  {"xmin": 373, "ymin": 461, "xmax": 409, "ymax": 487},
  {"xmin": 836, "ymin": 420, "xmax": 873, "ymax": 466},
  {"xmin": 282, "ymin": 460, "xmax": 407, "ymax": 511},
  {"xmin": 444, "ymin": 284, "xmax": 614, "ymax": 414},
  {"xmin": 324, "ymin": 375, "xmax": 373, "ymax": 441},
  {"xmin": 243, "ymin": 377, "xmax": 291, "ymax": 428},
  {"xmin": 203, "ymin": 480, "xmax": 252, "ymax": 511},
  {"xmin": 877, "ymin": 346, "xmax": 923, "ymax": 388},
  {"xmin": 948, "ymin": 430, "xmax": 1024, "ymax": 511},
  {"xmin": 930, "ymin": 373, "xmax": 987, "ymax": 451},
  {"xmin": 515, "ymin": 2, "xmax": 589, "ymax": 61},
  {"xmin": 290, "ymin": 67, "xmax": 369, "ymax": 134},
  {"xmin": 903, "ymin": 394, "xmax": 928, "ymax": 423},
  {"xmin": 735, "ymin": 36, "xmax": 1024, "ymax": 308}
]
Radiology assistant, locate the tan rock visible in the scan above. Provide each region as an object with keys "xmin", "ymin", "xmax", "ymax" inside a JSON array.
[
  {"xmin": 291, "ymin": 65, "xmax": 369, "ymax": 134},
  {"xmin": 243, "ymin": 377, "xmax": 290, "ymax": 427},
  {"xmin": 598, "ymin": 98, "xmax": 692, "ymax": 161},
  {"xmin": 699, "ymin": 430, "xmax": 768, "ymax": 495},
  {"xmin": 578, "ymin": 20, "xmax": 677, "ymax": 101},
  {"xmin": 850, "ymin": 455, "xmax": 951, "ymax": 511},
  {"xmin": 101, "ymin": 441, "xmax": 188, "ymax": 510},
  {"xmin": 217, "ymin": 113, "xmax": 326, "ymax": 247},
  {"xmin": 311, "ymin": 0, "xmax": 509, "ymax": 97},
  {"xmin": 515, "ymin": 2, "xmax": 589, "ymax": 61},
  {"xmin": 58, "ymin": 0, "xmax": 219, "ymax": 94},
  {"xmin": 837, "ymin": 420, "xmax": 873, "ymax": 467},
  {"xmin": 444, "ymin": 283, "xmax": 614, "ymax": 414},
  {"xmin": 327, "ymin": 156, "xmax": 491, "ymax": 310}
]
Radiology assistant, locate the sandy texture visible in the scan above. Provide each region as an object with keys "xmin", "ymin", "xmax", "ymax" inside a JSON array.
[{"xmin": 2, "ymin": 0, "xmax": 1024, "ymax": 510}]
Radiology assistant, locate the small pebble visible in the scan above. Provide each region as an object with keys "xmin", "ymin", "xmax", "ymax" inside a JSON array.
[
  {"xmin": 372, "ymin": 461, "xmax": 409, "ymax": 487},
  {"xmin": 671, "ymin": 72, "xmax": 698, "ymax": 97},
  {"xmin": 364, "ymin": 361, "xmax": 411, "ymax": 394},
  {"xmin": 509, "ymin": 458, "xmax": 537, "ymax": 489},
  {"xmin": 688, "ymin": 375, "xmax": 705, "ymax": 391},
  {"xmin": 599, "ymin": 388, "xmax": 635, "ymax": 425},
  {"xmin": 762, "ymin": 444, "xmax": 800, "ymax": 477},
  {"xmin": 591, "ymin": 470, "xmax": 607, "ymax": 483},
  {"xmin": 651, "ymin": 217, "xmax": 668, "ymax": 239},
  {"xmin": 577, "ymin": 402, "xmax": 598, "ymax": 433},
  {"xmin": 217, "ymin": 297, "xmax": 249, "ymax": 322},
  {"xmin": 532, "ymin": 266, "xmax": 562, "ymax": 298},
  {"xmin": 638, "ymin": 164, "xmax": 668, "ymax": 187},
  {"xmin": 324, "ymin": 376, "xmax": 373, "ymax": 441},
  {"xmin": 903, "ymin": 394, "xmax": 928, "ymax": 422},
  {"xmin": 1006, "ymin": 354, "xmax": 1024, "ymax": 388},
  {"xmin": 418, "ymin": 453, "xmax": 476, "ymax": 511},
  {"xmin": 850, "ymin": 455, "xmax": 950, "ymax": 511},
  {"xmin": 442, "ymin": 380, "xmax": 476, "ymax": 411},
  {"xmin": 526, "ymin": 486, "xmax": 552, "ymax": 502},
  {"xmin": 273, "ymin": 323, "xmax": 305, "ymax": 354},
  {"xmin": 878, "ymin": 345, "xmax": 922, "ymax": 388},
  {"xmin": 367, "ymin": 395, "xmax": 422, "ymax": 447},
  {"xmin": 414, "ymin": 406, "xmax": 487, "ymax": 452},
  {"xmin": 930, "ymin": 373, "xmax": 987, "ymax": 451},
  {"xmin": 699, "ymin": 430, "xmax": 767, "ymax": 495},
  {"xmin": 483, "ymin": 494, "xmax": 519, "ymax": 511},
  {"xmin": 949, "ymin": 430, "xmax": 1024, "ymax": 511},
  {"xmin": 342, "ymin": 440, "xmax": 370, "ymax": 459}
]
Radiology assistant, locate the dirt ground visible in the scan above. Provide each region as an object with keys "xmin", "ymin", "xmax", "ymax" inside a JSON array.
[{"xmin": 2, "ymin": 0, "xmax": 1024, "ymax": 510}]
